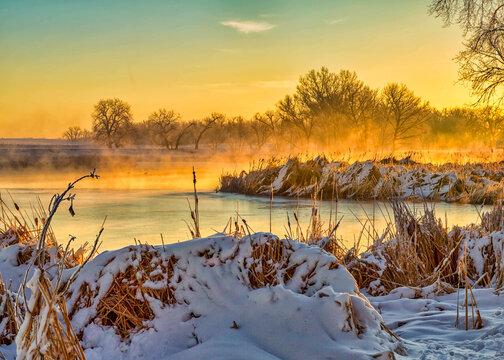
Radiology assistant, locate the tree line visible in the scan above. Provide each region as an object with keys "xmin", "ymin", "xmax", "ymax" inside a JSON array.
[{"xmin": 63, "ymin": 67, "xmax": 504, "ymax": 152}]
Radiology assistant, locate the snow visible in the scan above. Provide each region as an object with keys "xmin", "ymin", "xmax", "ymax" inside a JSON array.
[
  {"xmin": 64, "ymin": 234, "xmax": 400, "ymax": 359},
  {"xmin": 0, "ymin": 233, "xmax": 401, "ymax": 359},
  {"xmin": 0, "ymin": 231, "xmax": 503, "ymax": 358},
  {"xmin": 371, "ymin": 288, "xmax": 504, "ymax": 359}
]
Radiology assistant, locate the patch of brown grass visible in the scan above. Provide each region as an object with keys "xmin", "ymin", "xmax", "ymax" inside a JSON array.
[
  {"xmin": 73, "ymin": 246, "xmax": 178, "ymax": 339},
  {"xmin": 248, "ymin": 237, "xmax": 292, "ymax": 288}
]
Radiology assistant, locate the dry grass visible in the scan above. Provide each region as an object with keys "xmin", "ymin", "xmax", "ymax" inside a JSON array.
[
  {"xmin": 7, "ymin": 163, "xmax": 503, "ymax": 354},
  {"xmin": 96, "ymin": 248, "xmax": 177, "ymax": 338},
  {"xmin": 0, "ymin": 194, "xmax": 89, "ymax": 268},
  {"xmin": 220, "ymin": 155, "xmax": 504, "ymax": 299},
  {"xmin": 455, "ymin": 244, "xmax": 483, "ymax": 330},
  {"xmin": 15, "ymin": 170, "xmax": 101, "ymax": 360},
  {"xmin": 0, "ymin": 194, "xmax": 56, "ymax": 249},
  {"xmin": 340, "ymin": 199, "xmax": 504, "ymax": 297},
  {"xmin": 247, "ymin": 237, "xmax": 292, "ymax": 288},
  {"xmin": 16, "ymin": 272, "xmax": 86, "ymax": 360},
  {"xmin": 70, "ymin": 246, "xmax": 178, "ymax": 339},
  {"xmin": 0, "ymin": 187, "xmax": 97, "ymax": 355},
  {"xmin": 0, "ymin": 274, "xmax": 17, "ymax": 346}
]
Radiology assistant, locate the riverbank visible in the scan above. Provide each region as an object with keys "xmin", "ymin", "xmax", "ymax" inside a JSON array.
[{"xmin": 220, "ymin": 156, "xmax": 504, "ymax": 204}]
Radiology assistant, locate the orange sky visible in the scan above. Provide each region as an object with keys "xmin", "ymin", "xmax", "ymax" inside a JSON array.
[{"xmin": 0, "ymin": 0, "xmax": 473, "ymax": 138}]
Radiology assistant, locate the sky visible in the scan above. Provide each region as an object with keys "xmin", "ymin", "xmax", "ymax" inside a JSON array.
[{"xmin": 0, "ymin": 0, "xmax": 472, "ymax": 138}]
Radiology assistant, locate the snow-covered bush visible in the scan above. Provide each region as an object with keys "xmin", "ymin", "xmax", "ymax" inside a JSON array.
[{"xmin": 64, "ymin": 233, "xmax": 403, "ymax": 359}]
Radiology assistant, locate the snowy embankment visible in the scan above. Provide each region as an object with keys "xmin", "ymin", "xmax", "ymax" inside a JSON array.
[
  {"xmin": 220, "ymin": 157, "xmax": 504, "ymax": 204},
  {"xmin": 0, "ymin": 233, "xmax": 401, "ymax": 360}
]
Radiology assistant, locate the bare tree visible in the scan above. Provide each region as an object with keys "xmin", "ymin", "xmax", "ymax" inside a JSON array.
[
  {"xmin": 92, "ymin": 98, "xmax": 132, "ymax": 148},
  {"xmin": 277, "ymin": 95, "xmax": 316, "ymax": 149},
  {"xmin": 147, "ymin": 108, "xmax": 180, "ymax": 149},
  {"xmin": 288, "ymin": 67, "xmax": 344, "ymax": 149},
  {"xmin": 63, "ymin": 126, "xmax": 93, "ymax": 143},
  {"xmin": 226, "ymin": 116, "xmax": 249, "ymax": 152},
  {"xmin": 430, "ymin": 0, "xmax": 504, "ymax": 103},
  {"xmin": 250, "ymin": 113, "xmax": 273, "ymax": 151},
  {"xmin": 279, "ymin": 67, "xmax": 378, "ymax": 151},
  {"xmin": 174, "ymin": 121, "xmax": 195, "ymax": 150},
  {"xmin": 380, "ymin": 83, "xmax": 431, "ymax": 152},
  {"xmin": 256, "ymin": 111, "xmax": 280, "ymax": 132},
  {"xmin": 63, "ymin": 126, "xmax": 84, "ymax": 142},
  {"xmin": 339, "ymin": 71, "xmax": 378, "ymax": 149},
  {"xmin": 296, "ymin": 67, "xmax": 342, "ymax": 116},
  {"xmin": 194, "ymin": 113, "xmax": 225, "ymax": 150},
  {"xmin": 467, "ymin": 105, "xmax": 504, "ymax": 149},
  {"xmin": 207, "ymin": 120, "xmax": 228, "ymax": 151}
]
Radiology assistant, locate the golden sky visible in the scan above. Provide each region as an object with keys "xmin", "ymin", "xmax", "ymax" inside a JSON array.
[{"xmin": 0, "ymin": 0, "xmax": 472, "ymax": 138}]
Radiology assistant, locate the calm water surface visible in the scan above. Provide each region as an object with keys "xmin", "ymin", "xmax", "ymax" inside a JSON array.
[{"xmin": 1, "ymin": 189, "xmax": 492, "ymax": 252}]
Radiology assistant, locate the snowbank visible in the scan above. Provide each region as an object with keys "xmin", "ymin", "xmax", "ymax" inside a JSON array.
[{"xmin": 0, "ymin": 233, "xmax": 402, "ymax": 359}]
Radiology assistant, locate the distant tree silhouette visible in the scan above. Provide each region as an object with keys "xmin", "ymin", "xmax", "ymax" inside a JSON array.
[
  {"xmin": 92, "ymin": 98, "xmax": 132, "ymax": 148},
  {"xmin": 467, "ymin": 106, "xmax": 504, "ymax": 149},
  {"xmin": 226, "ymin": 116, "xmax": 249, "ymax": 152},
  {"xmin": 207, "ymin": 119, "xmax": 228, "ymax": 151},
  {"xmin": 278, "ymin": 67, "xmax": 380, "ymax": 151},
  {"xmin": 63, "ymin": 126, "xmax": 87, "ymax": 142},
  {"xmin": 380, "ymin": 83, "xmax": 431, "ymax": 152},
  {"xmin": 277, "ymin": 94, "xmax": 316, "ymax": 150},
  {"xmin": 194, "ymin": 113, "xmax": 225, "ymax": 150},
  {"xmin": 339, "ymin": 71, "xmax": 378, "ymax": 149},
  {"xmin": 281, "ymin": 67, "xmax": 343, "ymax": 149},
  {"xmin": 428, "ymin": 108, "xmax": 476, "ymax": 148},
  {"xmin": 250, "ymin": 111, "xmax": 279, "ymax": 151},
  {"xmin": 147, "ymin": 109, "xmax": 180, "ymax": 149},
  {"xmin": 174, "ymin": 121, "xmax": 195, "ymax": 150}
]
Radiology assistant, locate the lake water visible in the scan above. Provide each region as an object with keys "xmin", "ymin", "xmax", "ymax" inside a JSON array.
[{"xmin": 1, "ymin": 188, "xmax": 492, "ymax": 252}]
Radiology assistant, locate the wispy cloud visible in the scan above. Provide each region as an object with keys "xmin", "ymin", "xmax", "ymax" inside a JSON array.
[
  {"xmin": 324, "ymin": 18, "xmax": 346, "ymax": 25},
  {"xmin": 220, "ymin": 20, "xmax": 275, "ymax": 34}
]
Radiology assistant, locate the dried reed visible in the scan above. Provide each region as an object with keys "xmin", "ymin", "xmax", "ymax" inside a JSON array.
[{"xmin": 16, "ymin": 170, "xmax": 101, "ymax": 360}]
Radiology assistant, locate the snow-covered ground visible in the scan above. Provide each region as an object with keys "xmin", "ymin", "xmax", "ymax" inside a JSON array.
[
  {"xmin": 372, "ymin": 288, "xmax": 504, "ymax": 359},
  {"xmin": 0, "ymin": 232, "xmax": 502, "ymax": 359}
]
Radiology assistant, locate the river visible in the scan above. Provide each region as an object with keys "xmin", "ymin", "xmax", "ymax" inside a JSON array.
[{"xmin": 1, "ymin": 188, "xmax": 491, "ymax": 252}]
